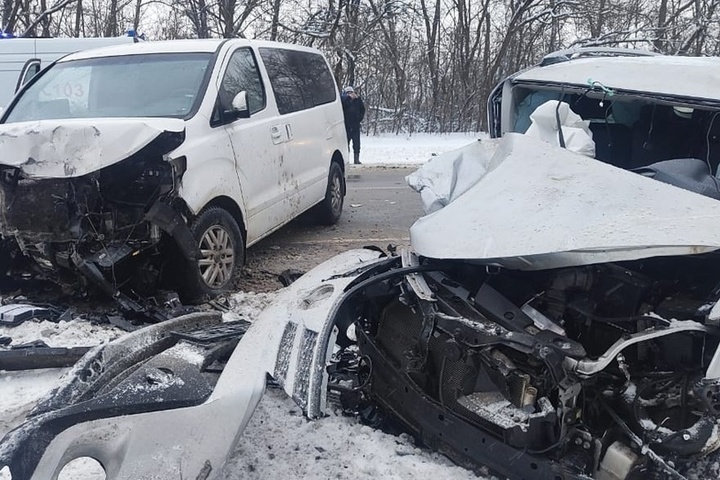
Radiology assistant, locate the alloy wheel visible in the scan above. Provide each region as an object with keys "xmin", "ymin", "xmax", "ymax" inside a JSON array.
[
  {"xmin": 330, "ymin": 172, "xmax": 343, "ymax": 215},
  {"xmin": 197, "ymin": 225, "xmax": 235, "ymax": 288}
]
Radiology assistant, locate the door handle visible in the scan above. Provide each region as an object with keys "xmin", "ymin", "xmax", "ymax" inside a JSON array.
[{"xmin": 270, "ymin": 124, "xmax": 284, "ymax": 144}]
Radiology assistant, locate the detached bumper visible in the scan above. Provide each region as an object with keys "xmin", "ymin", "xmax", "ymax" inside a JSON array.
[{"xmin": 0, "ymin": 248, "xmax": 386, "ymax": 480}]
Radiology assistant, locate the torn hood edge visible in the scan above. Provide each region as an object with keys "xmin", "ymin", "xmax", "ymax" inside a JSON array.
[
  {"xmin": 0, "ymin": 118, "xmax": 185, "ymax": 179},
  {"xmin": 409, "ymin": 133, "xmax": 720, "ymax": 270}
]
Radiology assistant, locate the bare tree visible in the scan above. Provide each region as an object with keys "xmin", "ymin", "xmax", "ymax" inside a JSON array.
[
  {"xmin": 180, "ymin": 0, "xmax": 211, "ymax": 38},
  {"xmin": 21, "ymin": 0, "xmax": 77, "ymax": 36},
  {"xmin": 73, "ymin": 0, "xmax": 82, "ymax": 35},
  {"xmin": 419, "ymin": 0, "xmax": 441, "ymax": 129},
  {"xmin": 104, "ymin": 0, "xmax": 118, "ymax": 35}
]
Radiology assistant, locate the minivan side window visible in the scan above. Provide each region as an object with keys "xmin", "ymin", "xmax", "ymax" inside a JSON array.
[
  {"xmin": 214, "ymin": 47, "xmax": 265, "ymax": 124},
  {"xmin": 258, "ymin": 48, "xmax": 336, "ymax": 115}
]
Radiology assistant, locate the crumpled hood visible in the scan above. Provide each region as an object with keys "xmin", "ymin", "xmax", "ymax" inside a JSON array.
[
  {"xmin": 0, "ymin": 118, "xmax": 185, "ymax": 179},
  {"xmin": 409, "ymin": 133, "xmax": 720, "ymax": 270}
]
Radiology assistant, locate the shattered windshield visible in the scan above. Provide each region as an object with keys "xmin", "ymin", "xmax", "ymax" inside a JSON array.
[{"xmin": 3, "ymin": 52, "xmax": 212, "ymax": 123}]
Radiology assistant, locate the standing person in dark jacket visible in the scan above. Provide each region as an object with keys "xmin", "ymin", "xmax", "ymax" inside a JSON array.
[{"xmin": 341, "ymin": 86, "xmax": 365, "ymax": 164}]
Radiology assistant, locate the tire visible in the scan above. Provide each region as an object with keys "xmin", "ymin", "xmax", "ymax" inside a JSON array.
[
  {"xmin": 180, "ymin": 207, "xmax": 244, "ymax": 302},
  {"xmin": 315, "ymin": 162, "xmax": 344, "ymax": 225}
]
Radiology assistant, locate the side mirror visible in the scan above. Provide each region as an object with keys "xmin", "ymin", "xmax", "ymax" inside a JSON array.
[{"xmin": 231, "ymin": 91, "xmax": 250, "ymax": 119}]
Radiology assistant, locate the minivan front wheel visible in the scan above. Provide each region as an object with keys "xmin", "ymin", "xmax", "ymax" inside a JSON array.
[
  {"xmin": 182, "ymin": 207, "xmax": 244, "ymax": 302},
  {"xmin": 315, "ymin": 162, "xmax": 344, "ymax": 225}
]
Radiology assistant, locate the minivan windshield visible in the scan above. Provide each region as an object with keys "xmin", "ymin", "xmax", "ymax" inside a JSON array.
[{"xmin": 4, "ymin": 52, "xmax": 212, "ymax": 123}]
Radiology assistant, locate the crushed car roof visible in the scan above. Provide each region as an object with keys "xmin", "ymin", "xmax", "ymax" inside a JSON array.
[
  {"xmin": 514, "ymin": 55, "xmax": 720, "ymax": 102},
  {"xmin": 409, "ymin": 134, "xmax": 720, "ymax": 269}
]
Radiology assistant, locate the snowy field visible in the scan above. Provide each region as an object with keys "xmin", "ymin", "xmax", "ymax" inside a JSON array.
[
  {"xmin": 0, "ymin": 133, "xmax": 489, "ymax": 480},
  {"xmin": 359, "ymin": 132, "xmax": 483, "ymax": 165}
]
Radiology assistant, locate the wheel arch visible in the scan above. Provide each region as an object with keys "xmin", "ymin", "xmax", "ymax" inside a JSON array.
[
  {"xmin": 331, "ymin": 149, "xmax": 347, "ymax": 197},
  {"xmin": 201, "ymin": 196, "xmax": 247, "ymax": 244}
]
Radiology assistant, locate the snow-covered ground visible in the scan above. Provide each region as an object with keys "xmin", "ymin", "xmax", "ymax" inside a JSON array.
[
  {"xmin": 359, "ymin": 132, "xmax": 483, "ymax": 165},
  {"xmin": 0, "ymin": 133, "xmax": 488, "ymax": 480}
]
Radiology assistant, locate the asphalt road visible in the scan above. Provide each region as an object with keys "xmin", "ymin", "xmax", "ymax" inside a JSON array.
[{"xmin": 241, "ymin": 164, "xmax": 424, "ymax": 292}]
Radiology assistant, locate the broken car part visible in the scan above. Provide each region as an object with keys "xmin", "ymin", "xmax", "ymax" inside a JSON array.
[
  {"xmin": 0, "ymin": 304, "xmax": 60, "ymax": 326},
  {"xmin": 0, "ymin": 312, "xmax": 255, "ymax": 479},
  {"xmin": 409, "ymin": 135, "xmax": 720, "ymax": 269},
  {"xmin": 0, "ymin": 122, "xmax": 192, "ymax": 314},
  {"xmin": 326, "ymin": 254, "xmax": 720, "ymax": 478},
  {"xmin": 0, "ymin": 249, "xmax": 387, "ymax": 480},
  {"xmin": 0, "ymin": 344, "xmax": 92, "ymax": 371},
  {"xmin": 5, "ymin": 241, "xmax": 720, "ymax": 479}
]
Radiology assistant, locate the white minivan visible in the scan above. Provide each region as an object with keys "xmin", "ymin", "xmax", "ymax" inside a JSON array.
[{"xmin": 0, "ymin": 39, "xmax": 349, "ymax": 303}]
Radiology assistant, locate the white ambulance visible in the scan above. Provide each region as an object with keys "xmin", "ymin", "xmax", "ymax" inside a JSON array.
[{"xmin": 0, "ymin": 33, "xmax": 139, "ymax": 107}]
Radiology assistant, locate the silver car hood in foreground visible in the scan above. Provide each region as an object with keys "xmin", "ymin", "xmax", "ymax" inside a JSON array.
[
  {"xmin": 0, "ymin": 118, "xmax": 185, "ymax": 179},
  {"xmin": 409, "ymin": 133, "xmax": 720, "ymax": 270}
]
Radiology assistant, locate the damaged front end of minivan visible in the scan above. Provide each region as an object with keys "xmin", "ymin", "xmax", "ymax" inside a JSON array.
[{"xmin": 0, "ymin": 120, "xmax": 198, "ymax": 316}]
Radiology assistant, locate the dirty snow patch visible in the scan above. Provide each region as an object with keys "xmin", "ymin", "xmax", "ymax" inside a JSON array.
[
  {"xmin": 220, "ymin": 387, "xmax": 486, "ymax": 480},
  {"xmin": 1, "ymin": 318, "xmax": 124, "ymax": 348}
]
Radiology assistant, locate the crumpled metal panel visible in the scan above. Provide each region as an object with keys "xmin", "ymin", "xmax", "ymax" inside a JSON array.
[
  {"xmin": 0, "ymin": 118, "xmax": 184, "ymax": 179},
  {"xmin": 513, "ymin": 55, "xmax": 720, "ymax": 104},
  {"xmin": 0, "ymin": 312, "xmax": 262, "ymax": 480},
  {"xmin": 255, "ymin": 249, "xmax": 387, "ymax": 418},
  {"xmin": 409, "ymin": 134, "xmax": 720, "ymax": 269}
]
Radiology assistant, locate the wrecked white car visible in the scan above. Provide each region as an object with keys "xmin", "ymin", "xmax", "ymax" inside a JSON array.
[
  {"xmin": 4, "ymin": 49, "xmax": 720, "ymax": 480},
  {"xmin": 0, "ymin": 39, "xmax": 348, "ymax": 311},
  {"xmin": 488, "ymin": 47, "xmax": 720, "ymax": 193}
]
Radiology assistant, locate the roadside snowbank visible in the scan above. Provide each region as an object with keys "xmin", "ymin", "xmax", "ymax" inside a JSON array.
[{"xmin": 360, "ymin": 132, "xmax": 484, "ymax": 165}]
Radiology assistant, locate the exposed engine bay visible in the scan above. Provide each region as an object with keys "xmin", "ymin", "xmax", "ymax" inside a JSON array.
[
  {"xmin": 0, "ymin": 126, "xmax": 198, "ymax": 318},
  {"xmin": 328, "ymin": 251, "xmax": 720, "ymax": 479}
]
